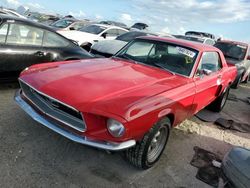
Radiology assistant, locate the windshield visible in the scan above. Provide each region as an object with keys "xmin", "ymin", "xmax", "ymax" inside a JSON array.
[
  {"xmin": 214, "ymin": 42, "xmax": 247, "ymax": 61},
  {"xmin": 51, "ymin": 19, "xmax": 74, "ymax": 28},
  {"xmin": 79, "ymin": 25, "xmax": 107, "ymax": 34},
  {"xmin": 115, "ymin": 39, "xmax": 198, "ymax": 76},
  {"xmin": 116, "ymin": 32, "xmax": 150, "ymax": 42}
]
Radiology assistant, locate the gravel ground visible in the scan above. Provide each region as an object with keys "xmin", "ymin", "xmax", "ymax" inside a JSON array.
[{"xmin": 0, "ymin": 82, "xmax": 249, "ymax": 188}]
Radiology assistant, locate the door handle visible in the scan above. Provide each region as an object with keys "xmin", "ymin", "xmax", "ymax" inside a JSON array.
[
  {"xmin": 34, "ymin": 51, "xmax": 46, "ymax": 57},
  {"xmin": 217, "ymin": 75, "xmax": 222, "ymax": 85}
]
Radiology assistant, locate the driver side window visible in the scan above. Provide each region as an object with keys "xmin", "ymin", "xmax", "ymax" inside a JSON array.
[
  {"xmin": 43, "ymin": 31, "xmax": 69, "ymax": 47},
  {"xmin": 105, "ymin": 29, "xmax": 118, "ymax": 37},
  {"xmin": 197, "ymin": 52, "xmax": 222, "ymax": 76}
]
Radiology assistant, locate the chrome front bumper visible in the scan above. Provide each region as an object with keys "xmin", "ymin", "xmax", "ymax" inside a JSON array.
[{"xmin": 15, "ymin": 90, "xmax": 136, "ymax": 151}]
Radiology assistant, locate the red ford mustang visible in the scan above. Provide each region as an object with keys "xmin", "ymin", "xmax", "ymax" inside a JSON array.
[{"xmin": 15, "ymin": 37, "xmax": 237, "ymax": 169}]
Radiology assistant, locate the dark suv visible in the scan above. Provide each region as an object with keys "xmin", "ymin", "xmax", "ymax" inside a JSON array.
[
  {"xmin": 215, "ymin": 40, "xmax": 250, "ymax": 88},
  {"xmin": 0, "ymin": 15, "xmax": 92, "ymax": 81}
]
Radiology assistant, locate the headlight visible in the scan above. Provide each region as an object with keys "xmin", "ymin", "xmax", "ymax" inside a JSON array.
[{"xmin": 107, "ymin": 119, "xmax": 125, "ymax": 137}]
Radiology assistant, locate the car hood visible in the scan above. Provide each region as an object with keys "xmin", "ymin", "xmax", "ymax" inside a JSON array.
[
  {"xmin": 58, "ymin": 30, "xmax": 97, "ymax": 44},
  {"xmin": 20, "ymin": 58, "xmax": 189, "ymax": 120},
  {"xmin": 91, "ymin": 40, "xmax": 127, "ymax": 55}
]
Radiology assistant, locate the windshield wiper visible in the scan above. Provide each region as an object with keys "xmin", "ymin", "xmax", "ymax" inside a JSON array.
[
  {"xmin": 115, "ymin": 54, "xmax": 138, "ymax": 63},
  {"xmin": 150, "ymin": 62, "xmax": 175, "ymax": 75},
  {"xmin": 224, "ymin": 54, "xmax": 240, "ymax": 60}
]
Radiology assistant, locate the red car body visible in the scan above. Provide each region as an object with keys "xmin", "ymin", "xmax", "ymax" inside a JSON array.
[{"xmin": 15, "ymin": 37, "xmax": 237, "ymax": 151}]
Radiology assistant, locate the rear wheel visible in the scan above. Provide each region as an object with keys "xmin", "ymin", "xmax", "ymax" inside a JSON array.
[
  {"xmin": 231, "ymin": 75, "xmax": 242, "ymax": 89},
  {"xmin": 124, "ymin": 118, "xmax": 171, "ymax": 169},
  {"xmin": 242, "ymin": 74, "xmax": 249, "ymax": 83},
  {"xmin": 208, "ymin": 86, "xmax": 230, "ymax": 112}
]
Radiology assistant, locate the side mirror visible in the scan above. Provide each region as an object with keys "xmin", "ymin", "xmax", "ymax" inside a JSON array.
[
  {"xmin": 69, "ymin": 27, "xmax": 75, "ymax": 30},
  {"xmin": 202, "ymin": 69, "xmax": 212, "ymax": 76},
  {"xmin": 101, "ymin": 32, "xmax": 107, "ymax": 39},
  {"xmin": 247, "ymin": 56, "xmax": 250, "ymax": 60}
]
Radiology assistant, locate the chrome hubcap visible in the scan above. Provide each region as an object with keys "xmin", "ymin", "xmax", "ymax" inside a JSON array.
[
  {"xmin": 147, "ymin": 127, "xmax": 167, "ymax": 163},
  {"xmin": 221, "ymin": 89, "xmax": 228, "ymax": 108}
]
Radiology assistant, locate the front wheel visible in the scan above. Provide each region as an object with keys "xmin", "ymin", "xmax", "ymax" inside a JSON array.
[
  {"xmin": 124, "ymin": 118, "xmax": 171, "ymax": 169},
  {"xmin": 208, "ymin": 86, "xmax": 230, "ymax": 112}
]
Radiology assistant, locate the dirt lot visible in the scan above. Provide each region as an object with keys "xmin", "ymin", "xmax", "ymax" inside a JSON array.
[{"xmin": 0, "ymin": 82, "xmax": 249, "ymax": 188}]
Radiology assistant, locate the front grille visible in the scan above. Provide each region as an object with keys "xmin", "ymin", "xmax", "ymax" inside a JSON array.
[{"xmin": 19, "ymin": 80, "xmax": 86, "ymax": 132}]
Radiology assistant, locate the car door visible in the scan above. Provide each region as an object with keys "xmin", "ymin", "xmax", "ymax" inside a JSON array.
[
  {"xmin": 0, "ymin": 21, "xmax": 51, "ymax": 77},
  {"xmin": 41, "ymin": 30, "xmax": 72, "ymax": 61},
  {"xmin": 193, "ymin": 51, "xmax": 223, "ymax": 113},
  {"xmin": 103, "ymin": 28, "xmax": 119, "ymax": 40}
]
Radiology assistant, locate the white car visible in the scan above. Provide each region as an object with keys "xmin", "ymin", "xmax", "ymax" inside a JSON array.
[
  {"xmin": 0, "ymin": 8, "xmax": 26, "ymax": 19},
  {"xmin": 90, "ymin": 31, "xmax": 157, "ymax": 57},
  {"xmin": 58, "ymin": 24, "xmax": 128, "ymax": 51},
  {"xmin": 175, "ymin": 35, "xmax": 216, "ymax": 45}
]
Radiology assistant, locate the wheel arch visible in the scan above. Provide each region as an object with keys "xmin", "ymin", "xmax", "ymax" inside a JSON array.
[
  {"xmin": 157, "ymin": 108, "xmax": 175, "ymax": 128},
  {"xmin": 165, "ymin": 113, "xmax": 175, "ymax": 128}
]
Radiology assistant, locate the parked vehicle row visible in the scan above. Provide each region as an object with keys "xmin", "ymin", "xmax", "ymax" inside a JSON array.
[
  {"xmin": 50, "ymin": 18, "xmax": 93, "ymax": 31},
  {"xmin": 58, "ymin": 24, "xmax": 128, "ymax": 51},
  {"xmin": 174, "ymin": 35, "xmax": 216, "ymax": 45},
  {"xmin": 90, "ymin": 31, "xmax": 157, "ymax": 57}
]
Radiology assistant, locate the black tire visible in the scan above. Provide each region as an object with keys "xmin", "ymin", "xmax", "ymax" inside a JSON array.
[
  {"xmin": 124, "ymin": 118, "xmax": 171, "ymax": 169},
  {"xmin": 231, "ymin": 75, "xmax": 241, "ymax": 89},
  {"xmin": 208, "ymin": 87, "xmax": 230, "ymax": 112}
]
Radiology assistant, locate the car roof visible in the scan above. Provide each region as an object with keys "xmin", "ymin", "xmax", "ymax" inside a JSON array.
[
  {"xmin": 185, "ymin": 35, "xmax": 213, "ymax": 40},
  {"xmin": 58, "ymin": 18, "xmax": 78, "ymax": 21},
  {"xmin": 176, "ymin": 34, "xmax": 213, "ymax": 41},
  {"xmin": 100, "ymin": 20, "xmax": 127, "ymax": 27},
  {"xmin": 185, "ymin": 31, "xmax": 215, "ymax": 39},
  {"xmin": 93, "ymin": 23, "xmax": 127, "ymax": 30},
  {"xmin": 0, "ymin": 14, "xmax": 58, "ymax": 32},
  {"xmin": 217, "ymin": 40, "xmax": 249, "ymax": 47},
  {"xmin": 138, "ymin": 36, "xmax": 219, "ymax": 51}
]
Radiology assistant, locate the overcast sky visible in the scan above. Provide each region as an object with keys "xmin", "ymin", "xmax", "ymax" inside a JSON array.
[{"xmin": 1, "ymin": 0, "xmax": 250, "ymax": 42}]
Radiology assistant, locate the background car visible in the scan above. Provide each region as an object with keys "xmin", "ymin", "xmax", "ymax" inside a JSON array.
[
  {"xmin": 130, "ymin": 22, "xmax": 148, "ymax": 30},
  {"xmin": 58, "ymin": 24, "xmax": 128, "ymax": 51},
  {"xmin": 50, "ymin": 18, "xmax": 92, "ymax": 31},
  {"xmin": 99, "ymin": 20, "xmax": 127, "ymax": 29},
  {"xmin": 26, "ymin": 12, "xmax": 42, "ymax": 22},
  {"xmin": 185, "ymin": 31, "xmax": 215, "ymax": 39},
  {"xmin": 38, "ymin": 14, "xmax": 60, "ymax": 26},
  {"xmin": 174, "ymin": 35, "xmax": 216, "ymax": 45},
  {"xmin": 0, "ymin": 8, "xmax": 26, "ymax": 19},
  {"xmin": 0, "ymin": 15, "xmax": 92, "ymax": 81},
  {"xmin": 90, "ymin": 31, "xmax": 156, "ymax": 57},
  {"xmin": 214, "ymin": 40, "xmax": 250, "ymax": 88}
]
